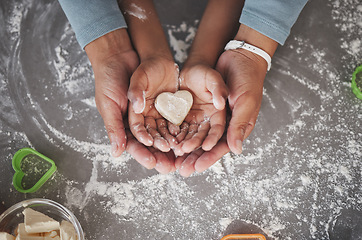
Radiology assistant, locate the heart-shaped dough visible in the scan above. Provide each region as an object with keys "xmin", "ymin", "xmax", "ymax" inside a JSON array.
[{"xmin": 155, "ymin": 90, "xmax": 193, "ymax": 126}]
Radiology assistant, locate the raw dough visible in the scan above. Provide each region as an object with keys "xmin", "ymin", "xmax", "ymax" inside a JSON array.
[{"xmin": 155, "ymin": 90, "xmax": 193, "ymax": 126}]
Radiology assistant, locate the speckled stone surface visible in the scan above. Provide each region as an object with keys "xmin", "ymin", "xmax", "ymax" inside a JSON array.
[{"xmin": 0, "ymin": 1, "xmax": 361, "ymax": 239}]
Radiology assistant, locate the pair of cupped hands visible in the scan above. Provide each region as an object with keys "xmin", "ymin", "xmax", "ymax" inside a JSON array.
[{"xmin": 85, "ymin": 29, "xmax": 267, "ymax": 177}]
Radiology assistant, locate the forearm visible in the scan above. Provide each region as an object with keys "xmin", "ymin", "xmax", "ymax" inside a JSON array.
[
  {"xmin": 184, "ymin": 0, "xmax": 244, "ymax": 67},
  {"xmin": 58, "ymin": 0, "xmax": 127, "ymax": 49},
  {"xmin": 239, "ymin": 0, "xmax": 308, "ymax": 45},
  {"xmin": 119, "ymin": 0, "xmax": 173, "ymax": 62},
  {"xmin": 234, "ymin": 24, "xmax": 278, "ymax": 58},
  {"xmin": 84, "ymin": 28, "xmax": 133, "ymax": 65}
]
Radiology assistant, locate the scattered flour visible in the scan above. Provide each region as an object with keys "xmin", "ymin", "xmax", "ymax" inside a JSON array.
[
  {"xmin": 219, "ymin": 218, "xmax": 233, "ymax": 229},
  {"xmin": 1, "ymin": 1, "xmax": 361, "ymax": 240},
  {"xmin": 167, "ymin": 21, "xmax": 198, "ymax": 63},
  {"xmin": 123, "ymin": 3, "xmax": 147, "ymax": 21},
  {"xmin": 331, "ymin": 0, "xmax": 362, "ymax": 60}
]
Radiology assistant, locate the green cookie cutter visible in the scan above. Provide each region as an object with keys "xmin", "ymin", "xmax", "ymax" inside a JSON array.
[
  {"xmin": 352, "ymin": 65, "xmax": 362, "ymax": 100},
  {"xmin": 12, "ymin": 148, "xmax": 57, "ymax": 193}
]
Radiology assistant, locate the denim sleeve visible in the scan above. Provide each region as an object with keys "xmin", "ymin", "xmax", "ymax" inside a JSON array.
[
  {"xmin": 239, "ymin": 0, "xmax": 308, "ymax": 45},
  {"xmin": 58, "ymin": 0, "xmax": 127, "ymax": 49}
]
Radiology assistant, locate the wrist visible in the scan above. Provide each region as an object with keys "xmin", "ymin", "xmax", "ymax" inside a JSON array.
[
  {"xmin": 119, "ymin": 0, "xmax": 173, "ymax": 62},
  {"xmin": 185, "ymin": 0, "xmax": 243, "ymax": 68},
  {"xmin": 130, "ymin": 25, "xmax": 173, "ymax": 62},
  {"xmin": 183, "ymin": 54, "xmax": 214, "ymax": 69},
  {"xmin": 138, "ymin": 46, "xmax": 173, "ymax": 63},
  {"xmin": 84, "ymin": 28, "xmax": 133, "ymax": 64},
  {"xmin": 234, "ymin": 24, "xmax": 278, "ymax": 57},
  {"xmin": 225, "ymin": 40, "xmax": 272, "ymax": 71}
]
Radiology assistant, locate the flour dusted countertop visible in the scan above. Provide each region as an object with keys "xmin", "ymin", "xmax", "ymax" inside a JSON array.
[{"xmin": 0, "ymin": 0, "xmax": 361, "ymax": 239}]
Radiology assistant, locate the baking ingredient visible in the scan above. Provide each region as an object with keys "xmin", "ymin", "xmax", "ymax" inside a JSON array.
[
  {"xmin": 16, "ymin": 236, "xmax": 45, "ymax": 240},
  {"xmin": 59, "ymin": 221, "xmax": 76, "ymax": 240},
  {"xmin": 43, "ymin": 231, "xmax": 57, "ymax": 238},
  {"xmin": 0, "ymin": 209, "xmax": 75, "ymax": 240},
  {"xmin": 15, "ymin": 223, "xmax": 42, "ymax": 238},
  {"xmin": 23, "ymin": 209, "xmax": 59, "ymax": 233},
  {"xmin": 0, "ymin": 232, "xmax": 15, "ymax": 240},
  {"xmin": 44, "ymin": 237, "xmax": 60, "ymax": 240},
  {"xmin": 124, "ymin": 3, "xmax": 147, "ymax": 21},
  {"xmin": 1, "ymin": 1, "xmax": 361, "ymax": 239},
  {"xmin": 155, "ymin": 90, "xmax": 193, "ymax": 125},
  {"xmin": 167, "ymin": 21, "xmax": 198, "ymax": 63}
]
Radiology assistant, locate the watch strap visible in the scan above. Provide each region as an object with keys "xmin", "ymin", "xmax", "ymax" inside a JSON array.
[{"xmin": 224, "ymin": 40, "xmax": 272, "ymax": 71}]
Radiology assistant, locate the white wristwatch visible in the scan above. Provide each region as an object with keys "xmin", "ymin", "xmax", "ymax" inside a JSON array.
[{"xmin": 224, "ymin": 40, "xmax": 272, "ymax": 71}]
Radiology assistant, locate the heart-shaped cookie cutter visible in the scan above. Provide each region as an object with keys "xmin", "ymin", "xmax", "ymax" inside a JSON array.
[
  {"xmin": 352, "ymin": 64, "xmax": 362, "ymax": 100},
  {"xmin": 12, "ymin": 148, "xmax": 57, "ymax": 193}
]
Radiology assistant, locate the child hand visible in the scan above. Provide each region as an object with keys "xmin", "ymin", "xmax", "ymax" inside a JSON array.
[
  {"xmin": 128, "ymin": 56, "xmax": 180, "ymax": 153},
  {"xmin": 174, "ymin": 47, "xmax": 268, "ymax": 177},
  {"xmin": 174, "ymin": 64, "xmax": 228, "ymax": 156},
  {"xmin": 175, "ymin": 136, "xmax": 230, "ymax": 177},
  {"xmin": 125, "ymin": 127, "xmax": 176, "ymax": 174}
]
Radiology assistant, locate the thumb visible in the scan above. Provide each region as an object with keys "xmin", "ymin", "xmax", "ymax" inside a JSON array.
[
  {"xmin": 97, "ymin": 100, "xmax": 127, "ymax": 157},
  {"xmin": 127, "ymin": 89, "xmax": 145, "ymax": 114},
  {"xmin": 128, "ymin": 69, "xmax": 148, "ymax": 114},
  {"xmin": 227, "ymin": 94, "xmax": 259, "ymax": 154},
  {"xmin": 206, "ymin": 70, "xmax": 228, "ymax": 110}
]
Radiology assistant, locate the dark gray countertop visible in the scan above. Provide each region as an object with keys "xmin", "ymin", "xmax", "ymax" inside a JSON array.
[{"xmin": 0, "ymin": 0, "xmax": 361, "ymax": 239}]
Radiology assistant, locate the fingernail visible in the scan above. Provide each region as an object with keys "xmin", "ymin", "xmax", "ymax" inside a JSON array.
[
  {"xmin": 195, "ymin": 165, "xmax": 206, "ymax": 174},
  {"xmin": 133, "ymin": 92, "xmax": 146, "ymax": 114},
  {"xmin": 170, "ymin": 165, "xmax": 177, "ymax": 173},
  {"xmin": 132, "ymin": 100, "xmax": 141, "ymax": 114},
  {"xmin": 149, "ymin": 156, "xmax": 156, "ymax": 163},
  {"xmin": 213, "ymin": 96, "xmax": 225, "ymax": 110},
  {"xmin": 236, "ymin": 140, "xmax": 243, "ymax": 153},
  {"xmin": 111, "ymin": 141, "xmax": 118, "ymax": 156},
  {"xmin": 155, "ymin": 161, "xmax": 168, "ymax": 174},
  {"xmin": 145, "ymin": 156, "xmax": 156, "ymax": 169},
  {"xmin": 139, "ymin": 136, "xmax": 153, "ymax": 146}
]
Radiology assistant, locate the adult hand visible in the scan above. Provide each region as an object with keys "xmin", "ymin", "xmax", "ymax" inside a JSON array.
[
  {"xmin": 174, "ymin": 64, "xmax": 227, "ymax": 156},
  {"xmin": 216, "ymin": 49, "xmax": 266, "ymax": 154},
  {"xmin": 216, "ymin": 24, "xmax": 278, "ymax": 155},
  {"xmin": 85, "ymin": 29, "xmax": 176, "ymax": 174},
  {"xmin": 85, "ymin": 29, "xmax": 139, "ymax": 158},
  {"xmin": 127, "ymin": 56, "xmax": 180, "ymax": 153}
]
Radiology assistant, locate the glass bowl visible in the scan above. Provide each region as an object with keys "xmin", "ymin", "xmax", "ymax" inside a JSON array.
[{"xmin": 0, "ymin": 198, "xmax": 84, "ymax": 239}]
